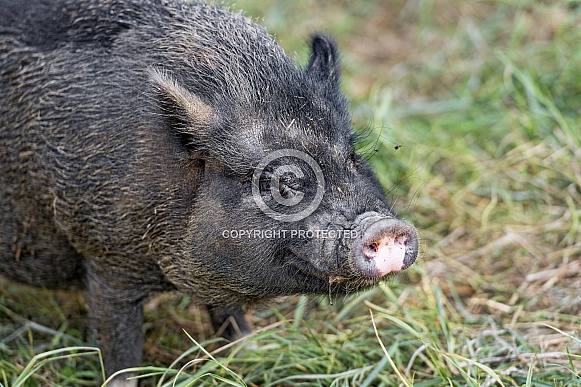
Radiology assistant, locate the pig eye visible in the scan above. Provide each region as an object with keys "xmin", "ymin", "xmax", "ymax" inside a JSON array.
[
  {"xmin": 257, "ymin": 171, "xmax": 302, "ymax": 200},
  {"xmin": 279, "ymin": 173, "xmax": 302, "ymax": 189},
  {"xmin": 278, "ymin": 182, "xmax": 297, "ymax": 199}
]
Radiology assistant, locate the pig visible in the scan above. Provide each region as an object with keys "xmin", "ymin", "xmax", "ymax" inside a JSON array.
[{"xmin": 0, "ymin": 0, "xmax": 419, "ymax": 384}]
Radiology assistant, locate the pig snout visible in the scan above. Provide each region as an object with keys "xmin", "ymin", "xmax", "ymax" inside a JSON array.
[{"xmin": 352, "ymin": 214, "xmax": 418, "ymax": 279}]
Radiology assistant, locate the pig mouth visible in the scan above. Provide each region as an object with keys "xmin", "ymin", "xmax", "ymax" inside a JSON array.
[
  {"xmin": 283, "ymin": 251, "xmax": 388, "ymax": 294},
  {"xmin": 281, "ymin": 250, "xmax": 353, "ymax": 291},
  {"xmin": 283, "ymin": 250, "xmax": 332, "ymax": 282},
  {"xmin": 282, "ymin": 248, "xmax": 398, "ymax": 292}
]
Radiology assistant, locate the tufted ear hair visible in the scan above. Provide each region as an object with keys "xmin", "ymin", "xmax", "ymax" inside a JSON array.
[
  {"xmin": 305, "ymin": 33, "xmax": 341, "ymax": 85},
  {"xmin": 149, "ymin": 68, "xmax": 215, "ymax": 151}
]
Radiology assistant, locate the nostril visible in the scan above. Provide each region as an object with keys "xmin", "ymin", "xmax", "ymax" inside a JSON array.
[
  {"xmin": 395, "ymin": 235, "xmax": 408, "ymax": 246},
  {"xmin": 363, "ymin": 242, "xmax": 379, "ymax": 259}
]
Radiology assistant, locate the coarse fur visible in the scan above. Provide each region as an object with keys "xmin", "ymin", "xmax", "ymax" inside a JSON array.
[{"xmin": 0, "ymin": 0, "xmax": 418, "ymax": 382}]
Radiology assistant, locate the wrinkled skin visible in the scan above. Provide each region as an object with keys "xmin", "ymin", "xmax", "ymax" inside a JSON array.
[{"xmin": 0, "ymin": 0, "xmax": 418, "ymax": 383}]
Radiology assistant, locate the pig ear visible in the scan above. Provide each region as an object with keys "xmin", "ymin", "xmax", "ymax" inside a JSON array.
[
  {"xmin": 306, "ymin": 33, "xmax": 341, "ymax": 85},
  {"xmin": 149, "ymin": 68, "xmax": 214, "ymax": 149}
]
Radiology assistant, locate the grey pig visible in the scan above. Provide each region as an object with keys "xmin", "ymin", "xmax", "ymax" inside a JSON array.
[{"xmin": 0, "ymin": 0, "xmax": 419, "ymax": 384}]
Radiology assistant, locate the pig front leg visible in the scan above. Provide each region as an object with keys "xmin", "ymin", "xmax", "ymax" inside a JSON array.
[
  {"xmin": 86, "ymin": 266, "xmax": 144, "ymax": 387},
  {"xmin": 207, "ymin": 306, "xmax": 251, "ymax": 341}
]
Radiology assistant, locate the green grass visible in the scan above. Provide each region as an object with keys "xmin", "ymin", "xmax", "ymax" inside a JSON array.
[{"xmin": 1, "ymin": 0, "xmax": 580, "ymax": 386}]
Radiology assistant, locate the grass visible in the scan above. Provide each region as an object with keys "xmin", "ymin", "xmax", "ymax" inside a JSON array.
[{"xmin": 1, "ymin": 0, "xmax": 580, "ymax": 385}]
